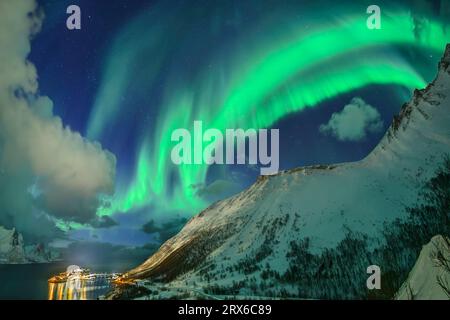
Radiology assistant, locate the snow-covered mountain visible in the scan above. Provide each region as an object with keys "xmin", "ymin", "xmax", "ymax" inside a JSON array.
[
  {"xmin": 118, "ymin": 44, "xmax": 450, "ymax": 299},
  {"xmin": 0, "ymin": 226, "xmax": 27, "ymax": 263},
  {"xmin": 0, "ymin": 225, "xmax": 59, "ymax": 264},
  {"xmin": 24, "ymin": 243, "xmax": 59, "ymax": 263},
  {"xmin": 396, "ymin": 235, "xmax": 450, "ymax": 300}
]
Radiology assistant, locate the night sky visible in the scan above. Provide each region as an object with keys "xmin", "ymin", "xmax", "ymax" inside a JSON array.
[{"xmin": 2, "ymin": 0, "xmax": 449, "ymax": 253}]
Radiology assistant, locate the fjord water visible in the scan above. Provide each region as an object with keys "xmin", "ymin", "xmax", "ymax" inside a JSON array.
[
  {"xmin": 0, "ymin": 262, "xmax": 128, "ymax": 300},
  {"xmin": 48, "ymin": 275, "xmax": 114, "ymax": 300},
  {"xmin": 0, "ymin": 262, "xmax": 66, "ymax": 299}
]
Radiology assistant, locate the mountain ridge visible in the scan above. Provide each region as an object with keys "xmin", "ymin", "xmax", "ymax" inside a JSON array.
[
  {"xmin": 118, "ymin": 44, "xmax": 450, "ymax": 299},
  {"xmin": 0, "ymin": 225, "xmax": 59, "ymax": 264}
]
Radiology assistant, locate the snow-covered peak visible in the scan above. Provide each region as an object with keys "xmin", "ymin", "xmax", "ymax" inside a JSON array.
[
  {"xmin": 0, "ymin": 225, "xmax": 59, "ymax": 264},
  {"xmin": 367, "ymin": 43, "xmax": 450, "ymax": 170},
  {"xmin": 396, "ymin": 235, "xmax": 450, "ymax": 300},
  {"xmin": 0, "ymin": 225, "xmax": 26, "ymax": 264}
]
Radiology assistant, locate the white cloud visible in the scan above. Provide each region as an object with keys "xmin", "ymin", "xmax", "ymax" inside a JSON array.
[
  {"xmin": 319, "ymin": 97, "xmax": 383, "ymax": 142},
  {"xmin": 0, "ymin": 0, "xmax": 116, "ymax": 234}
]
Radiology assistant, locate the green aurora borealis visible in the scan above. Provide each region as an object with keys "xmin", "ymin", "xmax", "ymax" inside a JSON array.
[{"xmin": 84, "ymin": 2, "xmax": 450, "ymax": 225}]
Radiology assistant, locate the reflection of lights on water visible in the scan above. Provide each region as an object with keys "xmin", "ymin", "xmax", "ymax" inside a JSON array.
[
  {"xmin": 48, "ymin": 266, "xmax": 121, "ymax": 300},
  {"xmin": 48, "ymin": 283, "xmax": 55, "ymax": 300},
  {"xmin": 57, "ymin": 282, "xmax": 64, "ymax": 300},
  {"xmin": 48, "ymin": 277, "xmax": 112, "ymax": 300}
]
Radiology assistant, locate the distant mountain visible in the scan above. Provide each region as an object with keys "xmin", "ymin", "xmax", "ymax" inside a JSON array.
[
  {"xmin": 0, "ymin": 226, "xmax": 27, "ymax": 263},
  {"xmin": 116, "ymin": 44, "xmax": 450, "ymax": 299},
  {"xmin": 0, "ymin": 226, "xmax": 59, "ymax": 264}
]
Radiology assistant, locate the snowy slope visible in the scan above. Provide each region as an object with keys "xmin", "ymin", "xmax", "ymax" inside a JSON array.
[
  {"xmin": 24, "ymin": 243, "xmax": 60, "ymax": 263},
  {"xmin": 395, "ymin": 235, "xmax": 450, "ymax": 300},
  {"xmin": 121, "ymin": 45, "xmax": 450, "ymax": 299},
  {"xmin": 0, "ymin": 226, "xmax": 27, "ymax": 263},
  {"xmin": 0, "ymin": 225, "xmax": 59, "ymax": 264}
]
